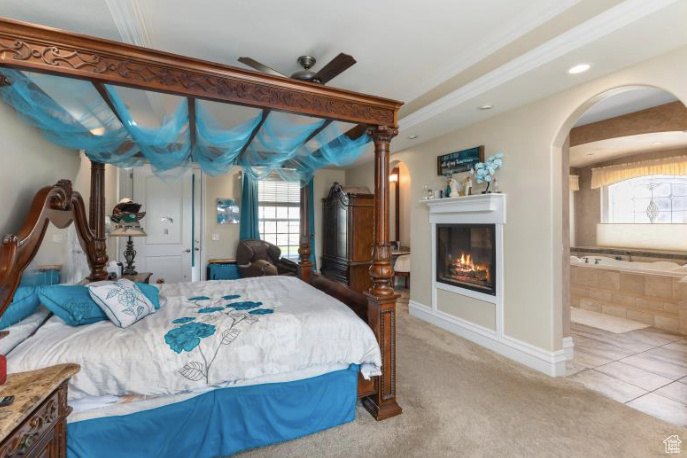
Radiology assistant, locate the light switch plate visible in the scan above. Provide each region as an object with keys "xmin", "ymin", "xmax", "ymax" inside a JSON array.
[
  {"xmin": 51, "ymin": 233, "xmax": 66, "ymax": 243},
  {"xmin": 212, "ymin": 233, "xmax": 220, "ymax": 241}
]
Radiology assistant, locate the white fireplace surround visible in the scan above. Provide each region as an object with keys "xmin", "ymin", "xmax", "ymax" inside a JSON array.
[{"xmin": 409, "ymin": 194, "xmax": 571, "ymax": 377}]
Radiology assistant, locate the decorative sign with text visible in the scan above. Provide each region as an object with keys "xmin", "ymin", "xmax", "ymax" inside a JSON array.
[{"xmin": 437, "ymin": 146, "xmax": 485, "ymax": 176}]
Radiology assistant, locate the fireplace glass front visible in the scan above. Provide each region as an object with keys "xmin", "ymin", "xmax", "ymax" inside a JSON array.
[{"xmin": 436, "ymin": 224, "xmax": 496, "ymax": 296}]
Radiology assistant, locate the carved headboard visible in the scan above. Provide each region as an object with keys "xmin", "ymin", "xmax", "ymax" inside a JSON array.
[{"xmin": 0, "ymin": 180, "xmax": 108, "ymax": 315}]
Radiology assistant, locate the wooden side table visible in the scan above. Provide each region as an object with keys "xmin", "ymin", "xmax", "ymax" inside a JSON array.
[
  {"xmin": 121, "ymin": 272, "xmax": 153, "ymax": 284},
  {"xmin": 0, "ymin": 364, "xmax": 79, "ymax": 457}
]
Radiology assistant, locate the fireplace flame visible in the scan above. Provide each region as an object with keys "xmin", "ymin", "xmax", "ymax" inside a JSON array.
[{"xmin": 450, "ymin": 252, "xmax": 491, "ymax": 283}]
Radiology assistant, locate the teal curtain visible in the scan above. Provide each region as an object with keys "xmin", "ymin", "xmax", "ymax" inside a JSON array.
[
  {"xmin": 308, "ymin": 178, "xmax": 316, "ymax": 271},
  {"xmin": 239, "ymin": 173, "xmax": 260, "ymax": 240}
]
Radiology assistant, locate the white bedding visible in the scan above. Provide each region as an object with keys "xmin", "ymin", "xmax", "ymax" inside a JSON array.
[
  {"xmin": 8, "ymin": 276, "xmax": 381, "ymax": 401},
  {"xmin": 0, "ymin": 306, "xmax": 51, "ymax": 354}
]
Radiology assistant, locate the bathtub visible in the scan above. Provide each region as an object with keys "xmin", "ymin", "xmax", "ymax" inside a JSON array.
[
  {"xmin": 570, "ymin": 255, "xmax": 687, "ymax": 277},
  {"xmin": 570, "ymin": 256, "xmax": 687, "ymax": 334}
]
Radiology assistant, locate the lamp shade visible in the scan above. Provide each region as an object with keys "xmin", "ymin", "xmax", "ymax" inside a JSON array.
[{"xmin": 110, "ymin": 225, "xmax": 147, "ymax": 237}]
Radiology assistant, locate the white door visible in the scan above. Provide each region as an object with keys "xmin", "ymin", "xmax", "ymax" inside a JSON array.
[{"xmin": 126, "ymin": 167, "xmax": 202, "ymax": 284}]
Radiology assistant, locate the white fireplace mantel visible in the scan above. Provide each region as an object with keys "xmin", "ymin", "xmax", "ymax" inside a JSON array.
[
  {"xmin": 411, "ymin": 192, "xmax": 570, "ymax": 377},
  {"xmin": 421, "ymin": 193, "xmax": 506, "ymax": 225}
]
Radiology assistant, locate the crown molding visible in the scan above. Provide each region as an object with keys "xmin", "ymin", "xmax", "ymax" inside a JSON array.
[
  {"xmin": 400, "ymin": 0, "xmax": 679, "ymax": 132},
  {"xmin": 404, "ymin": 0, "xmax": 582, "ymax": 105}
]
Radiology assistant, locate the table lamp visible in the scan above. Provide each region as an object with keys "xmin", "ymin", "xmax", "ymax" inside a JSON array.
[{"xmin": 110, "ymin": 198, "xmax": 147, "ymax": 276}]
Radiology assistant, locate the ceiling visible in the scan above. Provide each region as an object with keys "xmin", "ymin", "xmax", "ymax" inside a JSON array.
[
  {"xmin": 574, "ymin": 87, "xmax": 678, "ymax": 126},
  {"xmin": 2, "ymin": 0, "xmax": 687, "ymax": 165}
]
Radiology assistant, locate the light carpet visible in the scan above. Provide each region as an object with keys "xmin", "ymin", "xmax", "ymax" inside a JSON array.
[
  {"xmin": 571, "ymin": 307, "xmax": 649, "ymax": 333},
  {"xmin": 238, "ymin": 295, "xmax": 684, "ymax": 457}
]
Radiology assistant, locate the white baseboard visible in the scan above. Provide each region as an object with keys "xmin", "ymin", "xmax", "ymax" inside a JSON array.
[
  {"xmin": 563, "ymin": 336, "xmax": 574, "ymax": 361},
  {"xmin": 409, "ymin": 300, "xmax": 567, "ymax": 377}
]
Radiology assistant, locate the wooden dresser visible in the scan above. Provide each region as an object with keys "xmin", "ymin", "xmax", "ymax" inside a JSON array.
[
  {"xmin": 320, "ymin": 183, "xmax": 374, "ymax": 293},
  {"xmin": 0, "ymin": 364, "xmax": 79, "ymax": 458}
]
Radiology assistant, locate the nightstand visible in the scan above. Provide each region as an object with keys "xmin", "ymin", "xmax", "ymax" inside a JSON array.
[
  {"xmin": 0, "ymin": 364, "xmax": 79, "ymax": 457},
  {"xmin": 121, "ymin": 272, "xmax": 153, "ymax": 284}
]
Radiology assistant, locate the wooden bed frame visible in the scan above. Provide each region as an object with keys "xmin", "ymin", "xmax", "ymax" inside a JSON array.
[{"xmin": 0, "ymin": 16, "xmax": 402, "ymax": 421}]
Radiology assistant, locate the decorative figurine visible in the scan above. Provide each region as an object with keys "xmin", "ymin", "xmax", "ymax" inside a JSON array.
[
  {"xmin": 111, "ymin": 198, "xmax": 146, "ymax": 224},
  {"xmin": 449, "ymin": 176, "xmax": 460, "ymax": 197},
  {"xmin": 464, "ymin": 176, "xmax": 473, "ymax": 196}
]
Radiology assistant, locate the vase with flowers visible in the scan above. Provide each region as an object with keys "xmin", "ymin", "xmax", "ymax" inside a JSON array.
[{"xmin": 471, "ymin": 153, "xmax": 504, "ymax": 194}]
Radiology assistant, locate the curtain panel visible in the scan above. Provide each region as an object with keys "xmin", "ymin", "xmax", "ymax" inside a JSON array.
[
  {"xmin": 591, "ymin": 155, "xmax": 687, "ymax": 189},
  {"xmin": 308, "ymin": 178, "xmax": 316, "ymax": 271},
  {"xmin": 569, "ymin": 175, "xmax": 580, "ymax": 192},
  {"xmin": 239, "ymin": 173, "xmax": 260, "ymax": 240}
]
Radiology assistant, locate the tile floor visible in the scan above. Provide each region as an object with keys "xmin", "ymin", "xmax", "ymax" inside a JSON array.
[{"xmin": 567, "ymin": 320, "xmax": 687, "ymax": 426}]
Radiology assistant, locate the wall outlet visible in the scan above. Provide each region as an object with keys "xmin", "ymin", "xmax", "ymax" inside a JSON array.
[{"xmin": 211, "ymin": 233, "xmax": 220, "ymax": 241}]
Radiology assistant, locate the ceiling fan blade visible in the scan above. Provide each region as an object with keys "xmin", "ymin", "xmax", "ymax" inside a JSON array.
[
  {"xmin": 313, "ymin": 53, "xmax": 356, "ymax": 84},
  {"xmin": 238, "ymin": 57, "xmax": 287, "ymax": 78}
]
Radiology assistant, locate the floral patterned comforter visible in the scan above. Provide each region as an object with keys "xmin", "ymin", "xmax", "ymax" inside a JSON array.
[{"xmin": 8, "ymin": 276, "xmax": 382, "ymax": 401}]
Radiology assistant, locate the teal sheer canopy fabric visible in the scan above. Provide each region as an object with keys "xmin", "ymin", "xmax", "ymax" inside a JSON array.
[{"xmin": 0, "ymin": 69, "xmax": 370, "ymax": 184}]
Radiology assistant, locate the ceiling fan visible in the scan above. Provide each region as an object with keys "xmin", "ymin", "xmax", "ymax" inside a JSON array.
[{"xmin": 238, "ymin": 53, "xmax": 356, "ymax": 85}]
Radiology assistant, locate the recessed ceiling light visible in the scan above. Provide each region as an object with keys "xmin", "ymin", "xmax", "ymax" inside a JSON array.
[
  {"xmin": 653, "ymin": 141, "xmax": 664, "ymax": 146},
  {"xmin": 568, "ymin": 64, "xmax": 591, "ymax": 75},
  {"xmin": 408, "ymin": 134, "xmax": 419, "ymax": 139},
  {"xmin": 478, "ymin": 104, "xmax": 493, "ymax": 110}
]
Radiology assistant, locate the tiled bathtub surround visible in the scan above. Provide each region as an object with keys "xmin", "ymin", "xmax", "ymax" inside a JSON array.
[{"xmin": 571, "ymin": 265, "xmax": 687, "ymax": 335}]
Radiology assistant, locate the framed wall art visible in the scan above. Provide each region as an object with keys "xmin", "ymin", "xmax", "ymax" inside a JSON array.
[
  {"xmin": 216, "ymin": 198, "xmax": 240, "ymax": 224},
  {"xmin": 437, "ymin": 145, "xmax": 485, "ymax": 176}
]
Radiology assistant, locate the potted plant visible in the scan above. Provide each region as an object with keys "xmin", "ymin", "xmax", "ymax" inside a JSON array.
[{"xmin": 471, "ymin": 153, "xmax": 504, "ymax": 194}]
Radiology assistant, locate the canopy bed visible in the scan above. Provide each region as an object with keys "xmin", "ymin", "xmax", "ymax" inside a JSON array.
[{"xmin": 0, "ymin": 16, "xmax": 402, "ymax": 457}]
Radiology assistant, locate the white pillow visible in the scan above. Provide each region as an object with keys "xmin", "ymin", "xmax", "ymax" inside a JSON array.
[{"xmin": 88, "ymin": 279, "xmax": 156, "ymax": 328}]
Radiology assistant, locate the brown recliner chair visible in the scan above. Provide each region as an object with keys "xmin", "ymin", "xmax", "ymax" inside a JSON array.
[{"xmin": 236, "ymin": 240, "xmax": 298, "ymax": 278}]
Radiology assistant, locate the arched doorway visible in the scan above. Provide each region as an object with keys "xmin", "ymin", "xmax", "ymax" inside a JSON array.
[
  {"xmin": 390, "ymin": 159, "xmax": 411, "ymax": 290},
  {"xmin": 553, "ymin": 85, "xmax": 687, "ymax": 421}
]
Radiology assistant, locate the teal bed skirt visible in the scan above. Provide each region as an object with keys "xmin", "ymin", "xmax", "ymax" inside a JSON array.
[{"xmin": 67, "ymin": 365, "xmax": 359, "ymax": 458}]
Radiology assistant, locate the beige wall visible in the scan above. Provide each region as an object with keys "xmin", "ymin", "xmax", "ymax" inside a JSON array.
[
  {"xmin": 203, "ymin": 169, "xmax": 243, "ymax": 266},
  {"xmin": 347, "ymin": 45, "xmax": 687, "ymax": 352},
  {"xmin": 0, "ymin": 101, "xmax": 80, "ymax": 235},
  {"xmin": 0, "ymin": 101, "xmax": 118, "ymax": 270},
  {"xmin": 573, "ymin": 147, "xmax": 687, "ymax": 247},
  {"xmin": 202, "ymin": 168, "xmax": 346, "ymax": 274}
]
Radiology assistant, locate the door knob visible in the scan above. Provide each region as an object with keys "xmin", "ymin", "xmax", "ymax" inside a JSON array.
[{"xmin": 183, "ymin": 249, "xmax": 191, "ymax": 253}]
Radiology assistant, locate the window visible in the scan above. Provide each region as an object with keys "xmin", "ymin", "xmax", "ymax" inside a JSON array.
[
  {"xmin": 258, "ymin": 178, "xmax": 300, "ymax": 259},
  {"xmin": 607, "ymin": 175, "xmax": 687, "ymax": 223}
]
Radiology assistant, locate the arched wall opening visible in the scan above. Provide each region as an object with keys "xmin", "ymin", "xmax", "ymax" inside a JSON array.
[
  {"xmin": 390, "ymin": 159, "xmax": 412, "ymax": 249},
  {"xmin": 551, "ymin": 84, "xmax": 687, "ymax": 358}
]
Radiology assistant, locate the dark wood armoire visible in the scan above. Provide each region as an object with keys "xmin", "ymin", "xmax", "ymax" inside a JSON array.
[{"xmin": 320, "ymin": 182, "xmax": 374, "ymax": 293}]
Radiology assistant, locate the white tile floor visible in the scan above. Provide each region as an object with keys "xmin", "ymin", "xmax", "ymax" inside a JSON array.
[{"xmin": 568, "ymin": 317, "xmax": 687, "ymax": 426}]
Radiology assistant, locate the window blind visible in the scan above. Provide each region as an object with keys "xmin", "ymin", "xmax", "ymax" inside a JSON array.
[
  {"xmin": 258, "ymin": 178, "xmax": 301, "ymax": 259},
  {"xmin": 258, "ymin": 180, "xmax": 300, "ymax": 204}
]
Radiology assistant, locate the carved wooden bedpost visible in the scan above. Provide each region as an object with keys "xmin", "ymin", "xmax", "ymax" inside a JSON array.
[
  {"xmin": 87, "ymin": 160, "xmax": 108, "ymax": 281},
  {"xmin": 298, "ymin": 181, "xmax": 313, "ymax": 283},
  {"xmin": 362, "ymin": 125, "xmax": 402, "ymax": 420}
]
